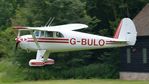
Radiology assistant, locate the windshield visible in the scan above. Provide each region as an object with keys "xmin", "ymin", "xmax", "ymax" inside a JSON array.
[{"xmin": 34, "ymin": 31, "xmax": 40, "ymax": 37}]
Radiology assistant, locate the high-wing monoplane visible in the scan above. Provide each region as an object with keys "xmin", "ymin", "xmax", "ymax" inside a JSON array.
[{"xmin": 14, "ymin": 18, "xmax": 137, "ymax": 66}]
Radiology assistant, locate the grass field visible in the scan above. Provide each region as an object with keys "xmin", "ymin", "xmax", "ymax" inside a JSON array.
[{"xmin": 1, "ymin": 79, "xmax": 149, "ymax": 84}]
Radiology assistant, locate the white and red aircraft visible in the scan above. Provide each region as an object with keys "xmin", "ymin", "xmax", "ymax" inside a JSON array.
[{"xmin": 14, "ymin": 18, "xmax": 137, "ymax": 66}]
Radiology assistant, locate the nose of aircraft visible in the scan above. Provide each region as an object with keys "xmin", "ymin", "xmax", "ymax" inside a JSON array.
[
  {"xmin": 15, "ymin": 37, "xmax": 21, "ymax": 43},
  {"xmin": 15, "ymin": 35, "xmax": 32, "ymax": 50},
  {"xmin": 15, "ymin": 36, "xmax": 28, "ymax": 43},
  {"xmin": 15, "ymin": 36, "xmax": 28, "ymax": 50}
]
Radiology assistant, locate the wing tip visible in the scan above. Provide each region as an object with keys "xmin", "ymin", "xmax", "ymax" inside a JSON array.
[{"xmin": 13, "ymin": 26, "xmax": 27, "ymax": 30}]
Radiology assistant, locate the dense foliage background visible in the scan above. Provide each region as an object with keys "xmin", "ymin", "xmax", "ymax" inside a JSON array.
[{"xmin": 0, "ymin": 0, "xmax": 148, "ymax": 82}]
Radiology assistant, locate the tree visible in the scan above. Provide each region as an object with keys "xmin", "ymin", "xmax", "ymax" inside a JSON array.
[
  {"xmin": 0, "ymin": 0, "xmax": 18, "ymax": 30},
  {"xmin": 12, "ymin": 0, "xmax": 94, "ymax": 26},
  {"xmin": 0, "ymin": 0, "xmax": 149, "ymax": 81},
  {"xmin": 10, "ymin": 0, "xmax": 100, "ymax": 80}
]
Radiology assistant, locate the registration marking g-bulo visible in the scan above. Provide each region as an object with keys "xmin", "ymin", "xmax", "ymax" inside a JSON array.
[{"xmin": 70, "ymin": 38, "xmax": 105, "ymax": 46}]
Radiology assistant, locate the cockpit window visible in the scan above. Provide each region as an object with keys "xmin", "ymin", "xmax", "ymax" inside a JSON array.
[
  {"xmin": 45, "ymin": 31, "xmax": 53, "ymax": 37},
  {"xmin": 34, "ymin": 31, "xmax": 64, "ymax": 38},
  {"xmin": 40, "ymin": 31, "xmax": 44, "ymax": 37},
  {"xmin": 56, "ymin": 32, "xmax": 64, "ymax": 37},
  {"xmin": 34, "ymin": 31, "xmax": 40, "ymax": 37}
]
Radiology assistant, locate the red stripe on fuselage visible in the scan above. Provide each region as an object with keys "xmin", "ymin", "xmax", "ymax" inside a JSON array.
[
  {"xmin": 106, "ymin": 41, "xmax": 118, "ymax": 42},
  {"xmin": 27, "ymin": 38, "xmax": 69, "ymax": 43},
  {"xmin": 106, "ymin": 42, "xmax": 119, "ymax": 44},
  {"xmin": 28, "ymin": 40, "xmax": 69, "ymax": 43},
  {"xmin": 28, "ymin": 38, "xmax": 69, "ymax": 41},
  {"xmin": 106, "ymin": 40, "xmax": 126, "ymax": 44}
]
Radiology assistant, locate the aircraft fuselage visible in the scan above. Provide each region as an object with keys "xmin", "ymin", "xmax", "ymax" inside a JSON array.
[{"xmin": 17, "ymin": 31, "xmax": 127, "ymax": 52}]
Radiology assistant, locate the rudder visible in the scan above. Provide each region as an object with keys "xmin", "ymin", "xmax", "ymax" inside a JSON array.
[{"xmin": 114, "ymin": 18, "xmax": 137, "ymax": 45}]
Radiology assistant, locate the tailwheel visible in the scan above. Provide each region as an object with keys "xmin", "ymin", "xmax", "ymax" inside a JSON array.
[{"xmin": 29, "ymin": 59, "xmax": 54, "ymax": 66}]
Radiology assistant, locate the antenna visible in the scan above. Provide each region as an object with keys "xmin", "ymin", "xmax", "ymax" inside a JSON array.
[
  {"xmin": 48, "ymin": 17, "xmax": 55, "ymax": 27},
  {"xmin": 45, "ymin": 17, "xmax": 52, "ymax": 26}
]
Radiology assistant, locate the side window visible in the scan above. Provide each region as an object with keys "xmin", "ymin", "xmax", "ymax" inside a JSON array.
[
  {"xmin": 44, "ymin": 31, "xmax": 64, "ymax": 38},
  {"xmin": 45, "ymin": 31, "xmax": 53, "ymax": 37},
  {"xmin": 40, "ymin": 31, "xmax": 45, "ymax": 37},
  {"xmin": 34, "ymin": 31, "xmax": 39, "ymax": 37},
  {"xmin": 56, "ymin": 32, "xmax": 64, "ymax": 38}
]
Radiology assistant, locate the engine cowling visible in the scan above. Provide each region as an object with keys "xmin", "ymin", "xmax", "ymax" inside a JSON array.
[{"xmin": 29, "ymin": 59, "xmax": 54, "ymax": 66}]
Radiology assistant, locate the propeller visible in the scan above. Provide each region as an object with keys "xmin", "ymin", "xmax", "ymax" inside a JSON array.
[
  {"xmin": 14, "ymin": 37, "xmax": 21, "ymax": 52},
  {"xmin": 15, "ymin": 41, "xmax": 19, "ymax": 51}
]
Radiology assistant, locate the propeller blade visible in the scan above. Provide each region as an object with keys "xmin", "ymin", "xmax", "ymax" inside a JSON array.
[
  {"xmin": 14, "ymin": 41, "xmax": 20, "ymax": 53},
  {"xmin": 15, "ymin": 42, "xmax": 19, "ymax": 50},
  {"xmin": 14, "ymin": 37, "xmax": 21, "ymax": 52}
]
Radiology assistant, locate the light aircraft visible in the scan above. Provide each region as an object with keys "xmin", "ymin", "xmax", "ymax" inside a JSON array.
[{"xmin": 14, "ymin": 18, "xmax": 137, "ymax": 66}]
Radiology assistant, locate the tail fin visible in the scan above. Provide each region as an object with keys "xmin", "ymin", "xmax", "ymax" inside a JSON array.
[{"xmin": 114, "ymin": 18, "xmax": 137, "ymax": 45}]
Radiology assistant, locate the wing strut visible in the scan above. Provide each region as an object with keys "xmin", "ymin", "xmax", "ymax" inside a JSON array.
[
  {"xmin": 48, "ymin": 17, "xmax": 55, "ymax": 27},
  {"xmin": 45, "ymin": 17, "xmax": 55, "ymax": 27},
  {"xmin": 30, "ymin": 31, "xmax": 40, "ymax": 49}
]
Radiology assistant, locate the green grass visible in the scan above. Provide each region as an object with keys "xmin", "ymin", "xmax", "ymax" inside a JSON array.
[{"xmin": 1, "ymin": 79, "xmax": 149, "ymax": 84}]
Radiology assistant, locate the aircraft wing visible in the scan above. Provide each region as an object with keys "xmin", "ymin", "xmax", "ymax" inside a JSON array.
[
  {"xmin": 14, "ymin": 23, "xmax": 88, "ymax": 31},
  {"xmin": 49, "ymin": 23, "xmax": 88, "ymax": 31}
]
